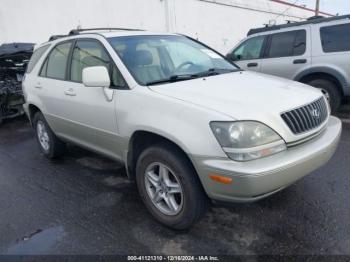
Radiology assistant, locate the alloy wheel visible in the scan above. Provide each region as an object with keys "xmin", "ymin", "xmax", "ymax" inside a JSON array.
[
  {"xmin": 144, "ymin": 162, "xmax": 183, "ymax": 216},
  {"xmin": 36, "ymin": 120, "xmax": 50, "ymax": 151}
]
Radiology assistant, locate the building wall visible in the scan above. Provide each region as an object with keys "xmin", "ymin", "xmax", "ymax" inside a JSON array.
[{"xmin": 0, "ymin": 0, "xmax": 324, "ymax": 53}]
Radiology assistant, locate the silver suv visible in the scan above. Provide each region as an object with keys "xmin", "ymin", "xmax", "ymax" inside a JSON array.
[
  {"xmin": 23, "ymin": 28, "xmax": 341, "ymax": 229},
  {"xmin": 227, "ymin": 15, "xmax": 350, "ymax": 112}
]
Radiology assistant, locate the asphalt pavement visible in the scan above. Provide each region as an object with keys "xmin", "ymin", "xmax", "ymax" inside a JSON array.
[{"xmin": 0, "ymin": 115, "xmax": 349, "ymax": 256}]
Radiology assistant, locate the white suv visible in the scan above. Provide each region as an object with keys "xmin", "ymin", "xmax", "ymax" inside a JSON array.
[
  {"xmin": 227, "ymin": 15, "xmax": 350, "ymax": 112},
  {"xmin": 23, "ymin": 28, "xmax": 342, "ymax": 229}
]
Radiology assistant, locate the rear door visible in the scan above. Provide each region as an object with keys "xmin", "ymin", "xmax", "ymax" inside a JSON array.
[
  {"xmin": 227, "ymin": 35, "xmax": 267, "ymax": 72},
  {"xmin": 36, "ymin": 41, "xmax": 73, "ymax": 133},
  {"xmin": 260, "ymin": 28, "xmax": 311, "ymax": 79}
]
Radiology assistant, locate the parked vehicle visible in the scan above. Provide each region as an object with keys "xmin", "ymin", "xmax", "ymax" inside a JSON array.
[
  {"xmin": 227, "ymin": 15, "xmax": 350, "ymax": 113},
  {"xmin": 23, "ymin": 28, "xmax": 342, "ymax": 229},
  {"xmin": 0, "ymin": 43, "xmax": 34, "ymax": 124}
]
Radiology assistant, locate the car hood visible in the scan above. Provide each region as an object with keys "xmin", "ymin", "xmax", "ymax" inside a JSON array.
[{"xmin": 149, "ymin": 71, "xmax": 324, "ymax": 142}]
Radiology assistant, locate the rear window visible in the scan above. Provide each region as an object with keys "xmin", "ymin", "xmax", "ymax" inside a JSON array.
[
  {"xmin": 26, "ymin": 44, "xmax": 50, "ymax": 73},
  {"xmin": 320, "ymin": 23, "xmax": 350, "ymax": 53},
  {"xmin": 267, "ymin": 30, "xmax": 306, "ymax": 58}
]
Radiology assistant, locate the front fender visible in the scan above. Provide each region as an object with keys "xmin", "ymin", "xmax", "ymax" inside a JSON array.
[{"xmin": 116, "ymin": 87, "xmax": 232, "ymax": 159}]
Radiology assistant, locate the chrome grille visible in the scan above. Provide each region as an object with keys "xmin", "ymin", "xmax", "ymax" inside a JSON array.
[{"xmin": 281, "ymin": 97, "xmax": 328, "ymax": 135}]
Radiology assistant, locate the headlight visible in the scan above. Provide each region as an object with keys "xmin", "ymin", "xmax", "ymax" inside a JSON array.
[{"xmin": 210, "ymin": 121, "xmax": 286, "ymax": 161}]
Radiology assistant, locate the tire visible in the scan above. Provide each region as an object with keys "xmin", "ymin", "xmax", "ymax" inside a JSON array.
[
  {"xmin": 306, "ymin": 78, "xmax": 342, "ymax": 113},
  {"xmin": 136, "ymin": 143, "xmax": 208, "ymax": 230},
  {"xmin": 33, "ymin": 112, "xmax": 66, "ymax": 159}
]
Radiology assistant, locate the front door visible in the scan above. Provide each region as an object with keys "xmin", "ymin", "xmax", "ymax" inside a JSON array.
[
  {"xmin": 228, "ymin": 35, "xmax": 267, "ymax": 72},
  {"xmin": 58, "ymin": 39, "xmax": 128, "ymax": 160}
]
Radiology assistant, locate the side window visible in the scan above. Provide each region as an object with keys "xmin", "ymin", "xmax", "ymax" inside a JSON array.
[
  {"xmin": 111, "ymin": 65, "xmax": 127, "ymax": 87},
  {"xmin": 320, "ymin": 23, "xmax": 350, "ymax": 53},
  {"xmin": 232, "ymin": 36, "xmax": 265, "ymax": 61},
  {"xmin": 267, "ymin": 30, "xmax": 306, "ymax": 58},
  {"xmin": 27, "ymin": 44, "xmax": 50, "ymax": 73},
  {"xmin": 40, "ymin": 42, "xmax": 72, "ymax": 80},
  {"xmin": 70, "ymin": 40, "xmax": 126, "ymax": 87},
  {"xmin": 293, "ymin": 30, "xmax": 307, "ymax": 56}
]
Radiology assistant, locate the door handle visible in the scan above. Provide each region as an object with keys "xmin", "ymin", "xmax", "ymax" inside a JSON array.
[
  {"xmin": 64, "ymin": 88, "xmax": 76, "ymax": 96},
  {"xmin": 247, "ymin": 62, "xmax": 258, "ymax": 67},
  {"xmin": 35, "ymin": 82, "xmax": 42, "ymax": 89},
  {"xmin": 293, "ymin": 59, "xmax": 307, "ymax": 64}
]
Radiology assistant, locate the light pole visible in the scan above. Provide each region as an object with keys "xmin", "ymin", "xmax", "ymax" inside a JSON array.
[
  {"xmin": 162, "ymin": 0, "xmax": 175, "ymax": 32},
  {"xmin": 315, "ymin": 0, "xmax": 320, "ymax": 16}
]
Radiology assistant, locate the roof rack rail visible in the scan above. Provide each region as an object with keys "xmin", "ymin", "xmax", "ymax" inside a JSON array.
[
  {"xmin": 68, "ymin": 27, "xmax": 144, "ymax": 35},
  {"xmin": 248, "ymin": 14, "xmax": 350, "ymax": 36},
  {"xmin": 48, "ymin": 35, "xmax": 68, "ymax": 41},
  {"xmin": 307, "ymin": 15, "xmax": 325, "ymax": 20}
]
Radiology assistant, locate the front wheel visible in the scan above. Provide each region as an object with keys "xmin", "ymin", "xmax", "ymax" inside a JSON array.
[
  {"xmin": 136, "ymin": 143, "xmax": 208, "ymax": 230},
  {"xmin": 306, "ymin": 78, "xmax": 342, "ymax": 113}
]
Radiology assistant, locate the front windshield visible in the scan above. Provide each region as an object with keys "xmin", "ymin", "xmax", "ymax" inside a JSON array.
[{"xmin": 108, "ymin": 35, "xmax": 238, "ymax": 85}]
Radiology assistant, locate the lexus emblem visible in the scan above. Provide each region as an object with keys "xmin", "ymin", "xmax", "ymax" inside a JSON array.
[{"xmin": 311, "ymin": 109, "xmax": 321, "ymax": 119}]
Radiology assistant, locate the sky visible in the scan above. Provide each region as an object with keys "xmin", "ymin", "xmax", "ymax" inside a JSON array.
[{"xmin": 296, "ymin": 0, "xmax": 350, "ymax": 15}]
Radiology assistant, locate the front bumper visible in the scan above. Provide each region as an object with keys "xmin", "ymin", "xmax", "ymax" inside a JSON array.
[{"xmin": 192, "ymin": 116, "xmax": 342, "ymax": 203}]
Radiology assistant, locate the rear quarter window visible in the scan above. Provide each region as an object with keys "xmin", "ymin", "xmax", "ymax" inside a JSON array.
[
  {"xmin": 26, "ymin": 44, "xmax": 50, "ymax": 73},
  {"xmin": 320, "ymin": 23, "xmax": 350, "ymax": 53},
  {"xmin": 40, "ymin": 42, "xmax": 72, "ymax": 80}
]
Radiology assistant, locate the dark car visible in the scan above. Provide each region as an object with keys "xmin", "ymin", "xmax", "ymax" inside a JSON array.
[{"xmin": 0, "ymin": 42, "xmax": 34, "ymax": 124}]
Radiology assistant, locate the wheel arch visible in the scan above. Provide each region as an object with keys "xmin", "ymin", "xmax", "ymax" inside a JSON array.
[
  {"xmin": 28, "ymin": 104, "xmax": 42, "ymax": 126},
  {"xmin": 126, "ymin": 130, "xmax": 198, "ymax": 182},
  {"xmin": 294, "ymin": 67, "xmax": 346, "ymax": 96}
]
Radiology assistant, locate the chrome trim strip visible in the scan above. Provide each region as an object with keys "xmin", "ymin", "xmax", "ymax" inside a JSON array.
[
  {"xmin": 223, "ymin": 140, "xmax": 285, "ymax": 153},
  {"xmin": 286, "ymin": 126, "xmax": 327, "ymax": 147}
]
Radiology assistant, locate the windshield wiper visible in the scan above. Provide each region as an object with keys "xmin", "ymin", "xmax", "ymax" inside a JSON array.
[
  {"xmin": 146, "ymin": 68, "xmax": 237, "ymax": 86},
  {"xmin": 195, "ymin": 68, "xmax": 237, "ymax": 77},
  {"xmin": 146, "ymin": 74, "xmax": 199, "ymax": 86}
]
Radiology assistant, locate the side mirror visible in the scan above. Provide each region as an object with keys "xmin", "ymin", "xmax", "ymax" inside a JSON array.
[
  {"xmin": 82, "ymin": 66, "xmax": 114, "ymax": 102},
  {"xmin": 82, "ymin": 66, "xmax": 110, "ymax": 87},
  {"xmin": 226, "ymin": 53, "xmax": 233, "ymax": 61},
  {"xmin": 227, "ymin": 53, "xmax": 241, "ymax": 61},
  {"xmin": 227, "ymin": 53, "xmax": 240, "ymax": 61}
]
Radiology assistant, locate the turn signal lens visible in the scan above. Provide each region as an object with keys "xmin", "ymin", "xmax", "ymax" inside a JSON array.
[{"xmin": 209, "ymin": 174, "xmax": 233, "ymax": 184}]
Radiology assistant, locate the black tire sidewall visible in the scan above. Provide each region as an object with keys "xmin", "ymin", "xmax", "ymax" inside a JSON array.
[
  {"xmin": 33, "ymin": 112, "xmax": 58, "ymax": 158},
  {"xmin": 307, "ymin": 79, "xmax": 341, "ymax": 112},
  {"xmin": 136, "ymin": 144, "xmax": 206, "ymax": 230}
]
